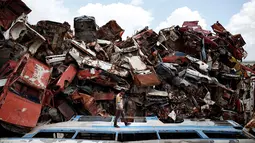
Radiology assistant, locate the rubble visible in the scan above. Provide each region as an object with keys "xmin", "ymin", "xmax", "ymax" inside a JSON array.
[{"xmin": 0, "ymin": 0, "xmax": 255, "ymax": 135}]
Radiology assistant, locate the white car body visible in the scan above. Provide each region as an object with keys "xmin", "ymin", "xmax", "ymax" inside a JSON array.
[
  {"xmin": 186, "ymin": 55, "xmax": 209, "ymax": 72},
  {"xmin": 179, "ymin": 68, "xmax": 212, "ymax": 82}
]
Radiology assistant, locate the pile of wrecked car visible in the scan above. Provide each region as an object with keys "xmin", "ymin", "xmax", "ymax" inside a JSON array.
[{"xmin": 0, "ymin": 0, "xmax": 255, "ymax": 134}]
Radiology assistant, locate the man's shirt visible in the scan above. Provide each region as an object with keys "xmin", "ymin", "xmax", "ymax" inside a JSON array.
[{"xmin": 116, "ymin": 93, "xmax": 123, "ymax": 110}]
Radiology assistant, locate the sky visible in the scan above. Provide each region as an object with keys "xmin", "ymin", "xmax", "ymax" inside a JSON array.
[{"xmin": 23, "ymin": 0, "xmax": 255, "ymax": 61}]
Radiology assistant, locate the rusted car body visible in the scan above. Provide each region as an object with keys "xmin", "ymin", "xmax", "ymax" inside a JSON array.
[
  {"xmin": 69, "ymin": 48, "xmax": 129, "ymax": 78},
  {"xmin": 0, "ymin": 60, "xmax": 17, "ymax": 79},
  {"xmin": 33, "ymin": 20, "xmax": 70, "ymax": 53},
  {"xmin": 211, "ymin": 22, "xmax": 247, "ymax": 60},
  {"xmin": 55, "ymin": 64, "xmax": 77, "ymax": 92},
  {"xmin": 44, "ymin": 64, "xmax": 77, "ymax": 108},
  {"xmin": 93, "ymin": 91, "xmax": 115, "ymax": 101},
  {"xmin": 162, "ymin": 55, "xmax": 188, "ymax": 64},
  {"xmin": 97, "ymin": 20, "xmax": 124, "ymax": 41},
  {"xmin": 56, "ymin": 100, "xmax": 76, "ymax": 121},
  {"xmin": 77, "ymin": 68, "xmax": 130, "ymax": 91},
  {"xmin": 4, "ymin": 14, "xmax": 46, "ymax": 55},
  {"xmin": 0, "ymin": 0, "xmax": 31, "ymax": 30},
  {"xmin": 0, "ymin": 54, "xmax": 51, "ymax": 129},
  {"xmin": 127, "ymin": 56, "xmax": 160, "ymax": 87},
  {"xmin": 71, "ymin": 91, "xmax": 108, "ymax": 116}
]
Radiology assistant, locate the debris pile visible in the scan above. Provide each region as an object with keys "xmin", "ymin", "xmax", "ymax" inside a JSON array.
[{"xmin": 0, "ymin": 0, "xmax": 255, "ymax": 134}]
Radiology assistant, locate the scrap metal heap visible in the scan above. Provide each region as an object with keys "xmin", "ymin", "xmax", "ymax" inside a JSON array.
[{"xmin": 0, "ymin": 0, "xmax": 255, "ymax": 134}]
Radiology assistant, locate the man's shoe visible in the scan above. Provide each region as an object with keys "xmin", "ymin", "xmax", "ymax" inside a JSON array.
[
  {"xmin": 114, "ymin": 125, "xmax": 120, "ymax": 128},
  {"xmin": 125, "ymin": 123, "xmax": 131, "ymax": 126}
]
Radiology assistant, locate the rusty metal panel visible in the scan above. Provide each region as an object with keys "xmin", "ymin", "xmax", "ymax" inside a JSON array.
[
  {"xmin": 57, "ymin": 101, "xmax": 75, "ymax": 120},
  {"xmin": 0, "ymin": 60, "xmax": 17, "ymax": 79},
  {"xmin": 56, "ymin": 64, "xmax": 77, "ymax": 91},
  {"xmin": 4, "ymin": 14, "xmax": 46, "ymax": 55},
  {"xmin": 211, "ymin": 21, "xmax": 246, "ymax": 60},
  {"xmin": 70, "ymin": 40, "xmax": 96, "ymax": 57},
  {"xmin": 97, "ymin": 20, "xmax": 124, "ymax": 41},
  {"xmin": 93, "ymin": 92, "xmax": 115, "ymax": 101},
  {"xmin": 0, "ymin": 0, "xmax": 31, "ymax": 30},
  {"xmin": 222, "ymin": 110, "xmax": 244, "ymax": 125},
  {"xmin": 71, "ymin": 91, "xmax": 98, "ymax": 116},
  {"xmin": 25, "ymin": 23, "xmax": 46, "ymax": 55},
  {"xmin": 0, "ymin": 48, "xmax": 12, "ymax": 68},
  {"xmin": 33, "ymin": 20, "xmax": 70, "ymax": 52},
  {"xmin": 20, "ymin": 57, "xmax": 51, "ymax": 89},
  {"xmin": 77, "ymin": 68, "xmax": 102, "ymax": 80},
  {"xmin": 82, "ymin": 56, "xmax": 129, "ymax": 77},
  {"xmin": 134, "ymin": 72, "xmax": 161, "ymax": 87},
  {"xmin": 133, "ymin": 29, "xmax": 157, "ymax": 46},
  {"xmin": 43, "ymin": 90, "xmax": 54, "ymax": 107},
  {"xmin": 232, "ymin": 34, "xmax": 246, "ymax": 47},
  {"xmin": 128, "ymin": 56, "xmax": 160, "ymax": 86},
  {"xmin": 182, "ymin": 21, "xmax": 211, "ymax": 35},
  {"xmin": 77, "ymin": 68, "xmax": 129, "ymax": 90},
  {"xmin": 0, "ymin": 91, "xmax": 41, "ymax": 127},
  {"xmin": 182, "ymin": 21, "xmax": 199, "ymax": 27},
  {"xmin": 211, "ymin": 21, "xmax": 227, "ymax": 34},
  {"xmin": 162, "ymin": 55, "xmax": 188, "ymax": 64}
]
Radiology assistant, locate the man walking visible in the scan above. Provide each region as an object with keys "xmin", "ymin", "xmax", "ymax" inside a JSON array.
[{"xmin": 114, "ymin": 89, "xmax": 130, "ymax": 128}]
